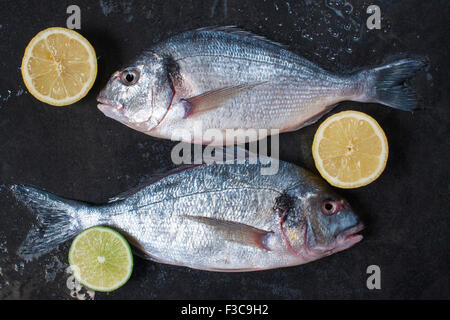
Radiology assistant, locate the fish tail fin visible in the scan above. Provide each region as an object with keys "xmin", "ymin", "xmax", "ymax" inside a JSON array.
[
  {"xmin": 360, "ymin": 58, "xmax": 427, "ymax": 111},
  {"xmin": 10, "ymin": 185, "xmax": 84, "ymax": 260}
]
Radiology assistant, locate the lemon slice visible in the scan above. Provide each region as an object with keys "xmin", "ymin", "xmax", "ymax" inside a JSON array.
[
  {"xmin": 21, "ymin": 27, "xmax": 97, "ymax": 106},
  {"xmin": 312, "ymin": 110, "xmax": 389, "ymax": 189},
  {"xmin": 69, "ymin": 226, "xmax": 133, "ymax": 292}
]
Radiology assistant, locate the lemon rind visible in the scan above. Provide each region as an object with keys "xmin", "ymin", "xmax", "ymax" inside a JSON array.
[
  {"xmin": 21, "ymin": 27, "xmax": 97, "ymax": 106},
  {"xmin": 312, "ymin": 110, "xmax": 389, "ymax": 189}
]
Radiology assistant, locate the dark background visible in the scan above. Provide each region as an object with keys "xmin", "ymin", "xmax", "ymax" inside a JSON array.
[{"xmin": 0, "ymin": 0, "xmax": 448, "ymax": 299}]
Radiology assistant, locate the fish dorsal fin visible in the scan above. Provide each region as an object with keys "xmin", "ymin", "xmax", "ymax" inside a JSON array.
[
  {"xmin": 107, "ymin": 164, "xmax": 202, "ymax": 203},
  {"xmin": 196, "ymin": 26, "xmax": 288, "ymax": 49},
  {"xmin": 183, "ymin": 82, "xmax": 266, "ymax": 118},
  {"xmin": 107, "ymin": 147, "xmax": 258, "ymax": 203},
  {"xmin": 184, "ymin": 215, "xmax": 273, "ymax": 250}
]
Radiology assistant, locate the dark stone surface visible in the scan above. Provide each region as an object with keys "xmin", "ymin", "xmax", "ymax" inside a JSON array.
[{"xmin": 0, "ymin": 0, "xmax": 448, "ymax": 299}]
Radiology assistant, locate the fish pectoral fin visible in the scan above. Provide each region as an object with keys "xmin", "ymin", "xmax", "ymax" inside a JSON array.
[
  {"xmin": 183, "ymin": 215, "xmax": 273, "ymax": 250},
  {"xmin": 182, "ymin": 82, "xmax": 266, "ymax": 118}
]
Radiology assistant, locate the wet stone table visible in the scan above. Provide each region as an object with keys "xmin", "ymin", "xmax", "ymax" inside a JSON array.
[{"xmin": 0, "ymin": 0, "xmax": 449, "ymax": 299}]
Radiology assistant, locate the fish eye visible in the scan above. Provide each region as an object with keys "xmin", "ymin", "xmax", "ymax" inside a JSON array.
[
  {"xmin": 120, "ymin": 69, "xmax": 140, "ymax": 86},
  {"xmin": 321, "ymin": 200, "xmax": 338, "ymax": 216}
]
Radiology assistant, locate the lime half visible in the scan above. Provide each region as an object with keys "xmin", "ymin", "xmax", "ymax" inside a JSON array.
[{"xmin": 69, "ymin": 226, "xmax": 133, "ymax": 292}]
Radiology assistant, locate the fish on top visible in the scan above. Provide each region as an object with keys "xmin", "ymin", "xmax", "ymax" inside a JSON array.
[
  {"xmin": 11, "ymin": 156, "xmax": 363, "ymax": 271},
  {"xmin": 97, "ymin": 26, "xmax": 425, "ymax": 145}
]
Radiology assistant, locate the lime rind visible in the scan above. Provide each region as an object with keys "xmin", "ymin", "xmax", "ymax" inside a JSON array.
[{"xmin": 68, "ymin": 226, "xmax": 133, "ymax": 292}]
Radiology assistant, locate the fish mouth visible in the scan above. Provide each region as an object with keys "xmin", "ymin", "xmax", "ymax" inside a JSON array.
[
  {"xmin": 336, "ymin": 222, "xmax": 365, "ymax": 246},
  {"xmin": 305, "ymin": 222, "xmax": 365, "ymax": 258},
  {"xmin": 97, "ymin": 96, "xmax": 124, "ymax": 110},
  {"xmin": 97, "ymin": 96, "xmax": 130, "ymax": 124},
  {"xmin": 97, "ymin": 96, "xmax": 154, "ymax": 131}
]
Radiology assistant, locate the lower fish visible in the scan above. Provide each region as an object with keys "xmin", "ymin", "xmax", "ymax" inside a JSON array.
[
  {"xmin": 11, "ymin": 158, "xmax": 363, "ymax": 271},
  {"xmin": 97, "ymin": 26, "xmax": 425, "ymax": 145}
]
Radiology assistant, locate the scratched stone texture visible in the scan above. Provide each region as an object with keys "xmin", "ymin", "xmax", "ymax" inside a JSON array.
[{"xmin": 0, "ymin": 0, "xmax": 449, "ymax": 299}]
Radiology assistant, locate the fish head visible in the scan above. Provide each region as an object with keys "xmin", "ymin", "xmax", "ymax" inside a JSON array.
[
  {"xmin": 302, "ymin": 190, "xmax": 364, "ymax": 255},
  {"xmin": 280, "ymin": 181, "xmax": 364, "ymax": 259},
  {"xmin": 97, "ymin": 52, "xmax": 174, "ymax": 132}
]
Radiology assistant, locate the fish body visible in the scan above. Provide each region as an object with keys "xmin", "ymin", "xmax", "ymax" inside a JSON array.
[
  {"xmin": 98, "ymin": 27, "xmax": 425, "ymax": 145},
  {"xmin": 13, "ymin": 158, "xmax": 363, "ymax": 271}
]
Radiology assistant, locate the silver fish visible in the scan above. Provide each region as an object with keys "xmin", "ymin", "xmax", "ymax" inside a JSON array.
[
  {"xmin": 97, "ymin": 26, "xmax": 424, "ymax": 145},
  {"xmin": 12, "ymin": 158, "xmax": 363, "ymax": 271}
]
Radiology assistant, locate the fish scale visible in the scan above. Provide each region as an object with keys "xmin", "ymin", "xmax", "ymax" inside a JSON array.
[
  {"xmin": 149, "ymin": 29, "xmax": 359, "ymax": 136},
  {"xmin": 12, "ymin": 158, "xmax": 364, "ymax": 271},
  {"xmin": 97, "ymin": 27, "xmax": 424, "ymax": 145}
]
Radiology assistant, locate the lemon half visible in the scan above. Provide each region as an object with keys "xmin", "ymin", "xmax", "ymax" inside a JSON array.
[
  {"xmin": 312, "ymin": 110, "xmax": 389, "ymax": 189},
  {"xmin": 21, "ymin": 27, "xmax": 97, "ymax": 106}
]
